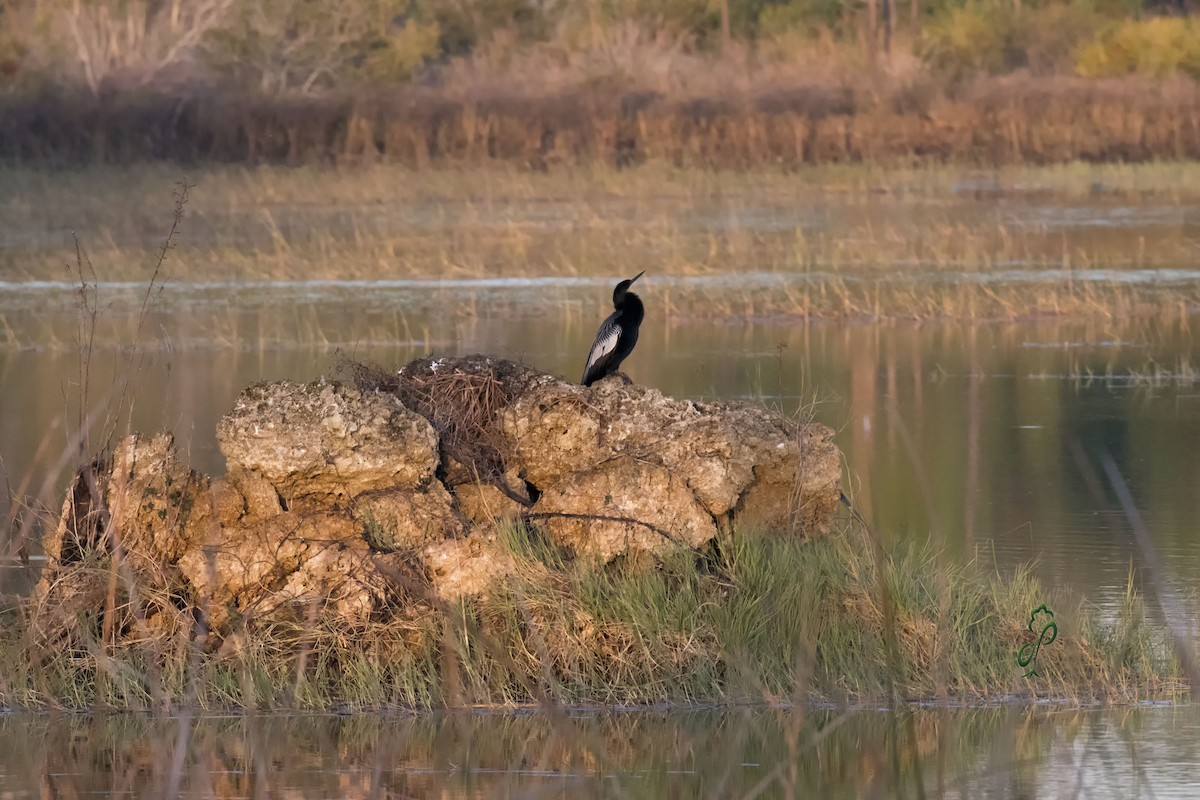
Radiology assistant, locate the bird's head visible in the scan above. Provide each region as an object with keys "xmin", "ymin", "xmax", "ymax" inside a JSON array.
[{"xmin": 613, "ymin": 270, "xmax": 645, "ymax": 304}]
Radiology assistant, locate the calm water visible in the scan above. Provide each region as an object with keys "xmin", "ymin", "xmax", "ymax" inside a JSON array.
[
  {"xmin": 1, "ymin": 704, "xmax": 1200, "ymax": 798},
  {"xmin": 3, "ymin": 181, "xmax": 1200, "ymax": 798}
]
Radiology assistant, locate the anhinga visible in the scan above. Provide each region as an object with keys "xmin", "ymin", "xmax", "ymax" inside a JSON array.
[{"xmin": 581, "ymin": 271, "xmax": 645, "ymax": 387}]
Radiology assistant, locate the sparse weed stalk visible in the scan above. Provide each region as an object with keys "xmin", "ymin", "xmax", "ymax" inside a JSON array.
[{"xmin": 2, "ymin": 182, "xmax": 191, "ymax": 668}]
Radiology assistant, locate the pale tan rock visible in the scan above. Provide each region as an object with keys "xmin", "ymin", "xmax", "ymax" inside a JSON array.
[
  {"xmin": 352, "ymin": 484, "xmax": 466, "ymax": 550},
  {"xmin": 734, "ymin": 418, "xmax": 843, "ymax": 535},
  {"xmin": 423, "ymin": 532, "xmax": 518, "ymax": 599},
  {"xmin": 106, "ymin": 432, "xmax": 212, "ymax": 564},
  {"xmin": 451, "ymin": 481, "xmax": 528, "ymax": 526},
  {"xmin": 271, "ymin": 537, "xmax": 395, "ymax": 622},
  {"xmin": 36, "ymin": 357, "xmax": 844, "ymax": 637},
  {"xmin": 217, "ymin": 380, "xmax": 439, "ymax": 504},
  {"xmin": 210, "ymin": 477, "xmax": 247, "ymax": 528},
  {"xmin": 225, "ymin": 467, "xmax": 284, "ymax": 521},
  {"xmin": 500, "ymin": 374, "xmax": 842, "ymax": 557},
  {"xmin": 176, "ymin": 512, "xmax": 361, "ymax": 628},
  {"xmin": 533, "ymin": 462, "xmax": 716, "ymax": 561}
]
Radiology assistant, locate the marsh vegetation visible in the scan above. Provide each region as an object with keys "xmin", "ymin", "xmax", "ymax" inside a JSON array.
[
  {"xmin": 4, "ymin": 161, "xmax": 1200, "ymax": 319},
  {"xmin": 6, "ymin": 0, "xmax": 1200, "ymax": 167},
  {"xmin": 2, "ymin": 157, "xmax": 1200, "ymax": 796},
  {"xmin": 0, "ymin": 520, "xmax": 1181, "ymax": 711}
]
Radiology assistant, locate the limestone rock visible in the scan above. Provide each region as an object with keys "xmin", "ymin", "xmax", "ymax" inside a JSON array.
[
  {"xmin": 223, "ymin": 467, "xmax": 285, "ymax": 521},
  {"xmin": 175, "ymin": 512, "xmax": 348, "ymax": 625},
  {"xmin": 268, "ymin": 538, "xmax": 400, "ymax": 623},
  {"xmin": 217, "ymin": 380, "xmax": 439, "ymax": 505},
  {"xmin": 500, "ymin": 375, "xmax": 842, "ymax": 558},
  {"xmin": 734, "ymin": 417, "xmax": 843, "ymax": 535},
  {"xmin": 105, "ymin": 432, "xmax": 213, "ymax": 565},
  {"xmin": 352, "ymin": 484, "xmax": 466, "ymax": 551},
  {"xmin": 451, "ymin": 480, "xmax": 529, "ymax": 526},
  {"xmin": 533, "ymin": 462, "xmax": 716, "ymax": 560},
  {"xmin": 423, "ymin": 532, "xmax": 518, "ymax": 599},
  {"xmin": 36, "ymin": 359, "xmax": 845, "ymax": 641}
]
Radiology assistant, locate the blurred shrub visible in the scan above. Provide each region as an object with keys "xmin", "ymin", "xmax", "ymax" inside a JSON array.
[
  {"xmin": 203, "ymin": 0, "xmax": 441, "ymax": 93},
  {"xmin": 4, "ymin": 0, "xmax": 237, "ymax": 94},
  {"xmin": 1018, "ymin": 3, "xmax": 1107, "ymax": 73},
  {"xmin": 0, "ymin": 34, "xmax": 26, "ymax": 87},
  {"xmin": 758, "ymin": 0, "xmax": 844, "ymax": 39},
  {"xmin": 602, "ymin": 0, "xmax": 823, "ymax": 48},
  {"xmin": 0, "ymin": 0, "xmax": 24, "ymax": 84},
  {"xmin": 363, "ymin": 14, "xmax": 443, "ymax": 82},
  {"xmin": 608, "ymin": 0, "xmax": 721, "ymax": 45},
  {"xmin": 920, "ymin": 2, "xmax": 1108, "ymax": 78},
  {"xmin": 424, "ymin": 0, "xmax": 550, "ymax": 57},
  {"xmin": 920, "ymin": 4, "xmax": 1020, "ymax": 77},
  {"xmin": 1, "ymin": 0, "xmax": 1198, "ymax": 97},
  {"xmin": 1075, "ymin": 17, "xmax": 1200, "ymax": 78}
]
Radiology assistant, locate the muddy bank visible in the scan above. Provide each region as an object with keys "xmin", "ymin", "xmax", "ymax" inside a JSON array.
[{"xmin": 33, "ymin": 356, "xmax": 841, "ymax": 643}]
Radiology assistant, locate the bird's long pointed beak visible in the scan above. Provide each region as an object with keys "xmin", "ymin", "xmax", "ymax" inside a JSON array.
[{"xmin": 629, "ymin": 270, "xmax": 645, "ymax": 284}]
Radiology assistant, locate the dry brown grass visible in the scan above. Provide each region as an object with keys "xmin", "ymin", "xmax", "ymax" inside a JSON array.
[
  {"xmin": 4, "ymin": 73, "xmax": 1200, "ymax": 166},
  {"xmin": 335, "ymin": 354, "xmax": 540, "ymax": 502},
  {"xmin": 392, "ymin": 358, "xmax": 513, "ymax": 478},
  {"xmin": 2, "ymin": 159, "xmax": 1198, "ymax": 340}
]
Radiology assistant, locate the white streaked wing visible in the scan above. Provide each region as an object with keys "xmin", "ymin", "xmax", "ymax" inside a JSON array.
[{"xmin": 583, "ymin": 316, "xmax": 621, "ymax": 376}]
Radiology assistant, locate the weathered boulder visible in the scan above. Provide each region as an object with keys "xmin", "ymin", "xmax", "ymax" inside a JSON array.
[
  {"xmin": 532, "ymin": 462, "xmax": 717, "ymax": 561},
  {"xmin": 217, "ymin": 380, "xmax": 440, "ymax": 507},
  {"xmin": 422, "ymin": 532, "xmax": 519, "ymax": 600},
  {"xmin": 40, "ymin": 432, "xmax": 212, "ymax": 571},
  {"xmin": 500, "ymin": 375, "xmax": 843, "ymax": 556},
  {"xmin": 450, "ymin": 481, "xmax": 528, "ymax": 526},
  {"xmin": 35, "ymin": 356, "xmax": 843, "ymax": 644},
  {"xmin": 174, "ymin": 510, "xmax": 370, "ymax": 628},
  {"xmin": 352, "ymin": 484, "xmax": 466, "ymax": 551}
]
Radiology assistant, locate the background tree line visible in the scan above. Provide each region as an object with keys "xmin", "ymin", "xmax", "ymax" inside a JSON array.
[{"xmin": 2, "ymin": 0, "xmax": 1200, "ymax": 97}]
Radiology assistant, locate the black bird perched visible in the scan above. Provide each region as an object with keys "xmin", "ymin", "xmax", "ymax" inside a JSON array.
[{"xmin": 581, "ymin": 270, "xmax": 645, "ymax": 387}]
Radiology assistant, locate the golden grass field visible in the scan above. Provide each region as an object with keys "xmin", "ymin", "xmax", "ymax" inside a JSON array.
[{"xmin": 3, "ymin": 160, "xmax": 1200, "ymax": 325}]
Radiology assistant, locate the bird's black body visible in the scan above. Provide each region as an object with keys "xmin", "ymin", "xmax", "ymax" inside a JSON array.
[{"xmin": 581, "ymin": 271, "xmax": 645, "ymax": 387}]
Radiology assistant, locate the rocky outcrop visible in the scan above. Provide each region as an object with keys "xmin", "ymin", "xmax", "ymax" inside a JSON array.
[
  {"xmin": 498, "ymin": 374, "xmax": 842, "ymax": 558},
  {"xmin": 34, "ymin": 356, "xmax": 843, "ymax": 642},
  {"xmin": 217, "ymin": 381, "xmax": 441, "ymax": 507}
]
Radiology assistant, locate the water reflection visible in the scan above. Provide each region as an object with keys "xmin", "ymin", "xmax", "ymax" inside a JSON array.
[
  {"xmin": 2, "ymin": 284, "xmax": 1200, "ymax": 610},
  {"xmin": 0, "ymin": 704, "xmax": 1197, "ymax": 798}
]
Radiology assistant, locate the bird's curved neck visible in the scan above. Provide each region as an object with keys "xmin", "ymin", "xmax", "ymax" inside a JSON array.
[{"xmin": 617, "ymin": 291, "xmax": 644, "ymax": 323}]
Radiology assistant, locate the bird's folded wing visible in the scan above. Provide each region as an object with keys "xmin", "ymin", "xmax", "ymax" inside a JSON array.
[{"xmin": 583, "ymin": 317, "xmax": 621, "ymax": 377}]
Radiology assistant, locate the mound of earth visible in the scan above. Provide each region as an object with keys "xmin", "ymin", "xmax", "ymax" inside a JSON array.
[{"xmin": 34, "ymin": 356, "xmax": 843, "ymax": 642}]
